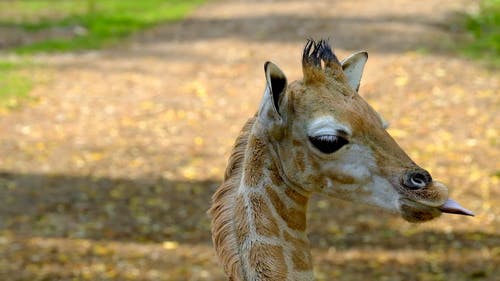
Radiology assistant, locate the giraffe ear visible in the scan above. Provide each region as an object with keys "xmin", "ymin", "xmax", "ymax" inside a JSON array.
[
  {"xmin": 341, "ymin": 51, "xmax": 368, "ymax": 92},
  {"xmin": 258, "ymin": 61, "xmax": 288, "ymax": 126}
]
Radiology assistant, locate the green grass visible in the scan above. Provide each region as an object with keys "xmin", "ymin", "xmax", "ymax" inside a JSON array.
[
  {"xmin": 0, "ymin": 0, "xmax": 203, "ymax": 108},
  {"xmin": 464, "ymin": 0, "xmax": 500, "ymax": 67},
  {"xmin": 0, "ymin": 0, "xmax": 204, "ymax": 53},
  {"xmin": 0, "ymin": 61, "xmax": 34, "ymax": 109}
]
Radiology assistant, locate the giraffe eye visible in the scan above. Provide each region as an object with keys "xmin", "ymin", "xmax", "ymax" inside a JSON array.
[{"xmin": 309, "ymin": 135, "xmax": 348, "ymax": 154}]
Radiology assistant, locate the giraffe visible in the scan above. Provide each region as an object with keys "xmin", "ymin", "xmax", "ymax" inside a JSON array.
[{"xmin": 209, "ymin": 39, "xmax": 473, "ymax": 281}]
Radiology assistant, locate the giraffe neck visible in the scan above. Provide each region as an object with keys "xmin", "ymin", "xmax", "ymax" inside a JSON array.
[{"xmin": 233, "ymin": 130, "xmax": 314, "ymax": 281}]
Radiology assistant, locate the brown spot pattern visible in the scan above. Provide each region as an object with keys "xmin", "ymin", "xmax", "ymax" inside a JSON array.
[
  {"xmin": 292, "ymin": 139, "xmax": 302, "ymax": 146},
  {"xmin": 266, "ymin": 185, "xmax": 307, "ymax": 231},
  {"xmin": 249, "ymin": 243, "xmax": 287, "ymax": 281},
  {"xmin": 284, "ymin": 187, "xmax": 308, "ymax": 206},
  {"xmin": 249, "ymin": 193, "xmax": 280, "ymax": 238},
  {"xmin": 330, "ymin": 173, "xmax": 355, "ymax": 184},
  {"xmin": 283, "ymin": 231, "xmax": 308, "ymax": 251},
  {"xmin": 306, "ymin": 152, "xmax": 321, "ymax": 171},
  {"xmin": 284, "ymin": 231, "xmax": 312, "ymax": 271},
  {"xmin": 243, "ymin": 136, "xmax": 266, "ymax": 187},
  {"xmin": 292, "ymin": 250, "xmax": 313, "ymax": 271},
  {"xmin": 269, "ymin": 161, "xmax": 284, "ymax": 186},
  {"xmin": 295, "ymin": 150, "xmax": 306, "ymax": 172},
  {"xmin": 306, "ymin": 174, "xmax": 326, "ymax": 190}
]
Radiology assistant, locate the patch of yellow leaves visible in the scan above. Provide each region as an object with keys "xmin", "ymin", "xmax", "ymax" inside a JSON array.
[{"xmin": 162, "ymin": 241, "xmax": 179, "ymax": 250}]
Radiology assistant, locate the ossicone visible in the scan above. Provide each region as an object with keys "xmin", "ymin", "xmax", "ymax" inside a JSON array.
[{"xmin": 302, "ymin": 39, "xmax": 344, "ymax": 83}]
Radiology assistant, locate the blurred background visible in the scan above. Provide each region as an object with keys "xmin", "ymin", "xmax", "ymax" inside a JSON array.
[{"xmin": 0, "ymin": 0, "xmax": 498, "ymax": 280}]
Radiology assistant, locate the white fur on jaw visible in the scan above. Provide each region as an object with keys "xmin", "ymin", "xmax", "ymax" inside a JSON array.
[
  {"xmin": 365, "ymin": 176, "xmax": 400, "ymax": 212},
  {"xmin": 321, "ymin": 143, "xmax": 401, "ymax": 212},
  {"xmin": 322, "ymin": 144, "xmax": 373, "ymax": 177}
]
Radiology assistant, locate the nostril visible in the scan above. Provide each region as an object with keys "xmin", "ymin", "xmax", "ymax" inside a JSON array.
[
  {"xmin": 403, "ymin": 170, "xmax": 432, "ymax": 189},
  {"xmin": 410, "ymin": 174, "xmax": 426, "ymax": 187}
]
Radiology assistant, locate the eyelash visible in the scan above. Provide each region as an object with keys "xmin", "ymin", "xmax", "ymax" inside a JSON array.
[{"xmin": 309, "ymin": 135, "xmax": 349, "ymax": 154}]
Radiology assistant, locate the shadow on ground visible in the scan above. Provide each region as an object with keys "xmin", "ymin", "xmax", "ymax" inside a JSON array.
[
  {"xmin": 0, "ymin": 171, "xmax": 216, "ymax": 243},
  {"xmin": 1, "ymin": 171, "xmax": 497, "ymax": 246},
  {"xmin": 0, "ymin": 12, "xmax": 467, "ymax": 55},
  {"xmin": 0, "ymin": 171, "xmax": 497, "ymax": 280},
  {"xmin": 136, "ymin": 12, "xmax": 466, "ymax": 54}
]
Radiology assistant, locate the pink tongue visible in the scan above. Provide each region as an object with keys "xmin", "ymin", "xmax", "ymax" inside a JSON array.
[{"xmin": 439, "ymin": 199, "xmax": 474, "ymax": 216}]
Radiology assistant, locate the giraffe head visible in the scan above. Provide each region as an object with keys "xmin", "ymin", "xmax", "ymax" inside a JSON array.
[{"xmin": 257, "ymin": 40, "xmax": 473, "ymax": 222}]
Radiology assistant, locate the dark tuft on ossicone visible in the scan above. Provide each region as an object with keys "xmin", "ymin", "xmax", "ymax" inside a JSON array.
[{"xmin": 302, "ymin": 39, "xmax": 341, "ymax": 70}]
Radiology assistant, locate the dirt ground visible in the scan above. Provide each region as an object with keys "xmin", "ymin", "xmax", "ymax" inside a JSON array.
[{"xmin": 0, "ymin": 0, "xmax": 499, "ymax": 280}]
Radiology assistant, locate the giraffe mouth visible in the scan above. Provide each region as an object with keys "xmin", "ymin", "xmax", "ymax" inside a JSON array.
[
  {"xmin": 394, "ymin": 178, "xmax": 474, "ymax": 218},
  {"xmin": 438, "ymin": 199, "xmax": 474, "ymax": 216},
  {"xmin": 399, "ymin": 197, "xmax": 474, "ymax": 223}
]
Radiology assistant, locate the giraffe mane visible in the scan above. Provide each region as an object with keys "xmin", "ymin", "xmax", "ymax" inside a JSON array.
[{"xmin": 209, "ymin": 116, "xmax": 256, "ymax": 280}]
